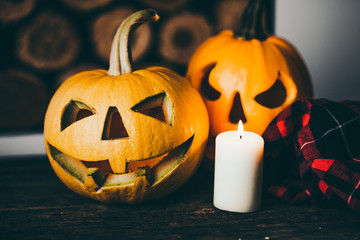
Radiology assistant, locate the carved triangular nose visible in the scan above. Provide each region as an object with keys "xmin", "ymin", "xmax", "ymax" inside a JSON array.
[
  {"xmin": 229, "ymin": 92, "xmax": 247, "ymax": 124},
  {"xmin": 102, "ymin": 107, "xmax": 129, "ymax": 140}
]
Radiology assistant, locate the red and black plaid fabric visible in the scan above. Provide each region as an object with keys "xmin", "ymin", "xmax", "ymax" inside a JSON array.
[{"xmin": 262, "ymin": 99, "xmax": 360, "ymax": 210}]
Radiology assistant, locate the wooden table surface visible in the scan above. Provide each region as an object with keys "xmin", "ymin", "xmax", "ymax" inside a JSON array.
[{"xmin": 1, "ymin": 156, "xmax": 360, "ymax": 240}]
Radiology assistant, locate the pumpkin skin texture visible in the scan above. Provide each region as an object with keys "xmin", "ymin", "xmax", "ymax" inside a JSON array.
[
  {"xmin": 44, "ymin": 10, "xmax": 209, "ymax": 203},
  {"xmin": 186, "ymin": 0, "xmax": 313, "ymax": 168}
]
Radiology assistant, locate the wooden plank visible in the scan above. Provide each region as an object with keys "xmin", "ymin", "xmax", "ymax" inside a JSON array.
[{"xmin": 1, "ymin": 156, "xmax": 360, "ymax": 239}]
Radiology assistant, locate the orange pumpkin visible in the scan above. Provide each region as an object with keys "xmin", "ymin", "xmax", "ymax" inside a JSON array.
[
  {"xmin": 44, "ymin": 10, "xmax": 209, "ymax": 203},
  {"xmin": 186, "ymin": 0, "xmax": 313, "ymax": 168}
]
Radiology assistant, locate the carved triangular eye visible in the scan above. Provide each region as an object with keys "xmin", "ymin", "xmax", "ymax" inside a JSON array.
[
  {"xmin": 102, "ymin": 107, "xmax": 129, "ymax": 140},
  {"xmin": 254, "ymin": 72, "xmax": 287, "ymax": 109},
  {"xmin": 200, "ymin": 62, "xmax": 221, "ymax": 101},
  {"xmin": 61, "ymin": 100, "xmax": 95, "ymax": 131},
  {"xmin": 131, "ymin": 92, "xmax": 174, "ymax": 126}
]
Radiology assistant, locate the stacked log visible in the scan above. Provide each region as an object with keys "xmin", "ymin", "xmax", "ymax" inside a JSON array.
[
  {"xmin": 159, "ymin": 12, "xmax": 211, "ymax": 64},
  {"xmin": 216, "ymin": 0, "xmax": 248, "ymax": 31},
  {"xmin": 17, "ymin": 12, "xmax": 79, "ymax": 70},
  {"xmin": 0, "ymin": 0, "xmax": 36, "ymax": 22},
  {"xmin": 136, "ymin": 0, "xmax": 189, "ymax": 12},
  {"xmin": 217, "ymin": 0, "xmax": 273, "ymax": 32},
  {"xmin": 62, "ymin": 0, "xmax": 113, "ymax": 11},
  {"xmin": 0, "ymin": 0, "xmax": 273, "ymax": 132}
]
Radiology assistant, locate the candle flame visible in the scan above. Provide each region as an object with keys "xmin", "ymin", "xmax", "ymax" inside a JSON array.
[{"xmin": 237, "ymin": 120, "xmax": 244, "ymax": 139}]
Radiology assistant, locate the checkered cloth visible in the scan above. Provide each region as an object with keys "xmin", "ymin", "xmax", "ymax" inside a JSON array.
[{"xmin": 262, "ymin": 99, "xmax": 360, "ymax": 210}]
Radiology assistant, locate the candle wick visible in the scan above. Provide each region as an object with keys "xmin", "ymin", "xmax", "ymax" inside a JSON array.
[{"xmin": 240, "ymin": 135, "xmax": 242, "ymax": 140}]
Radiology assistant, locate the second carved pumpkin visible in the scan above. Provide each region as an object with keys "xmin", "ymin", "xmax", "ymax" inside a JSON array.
[{"xmin": 186, "ymin": 0, "xmax": 313, "ymax": 168}]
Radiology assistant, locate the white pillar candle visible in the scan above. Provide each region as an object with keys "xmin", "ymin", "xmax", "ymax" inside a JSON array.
[{"xmin": 213, "ymin": 121, "xmax": 264, "ymax": 213}]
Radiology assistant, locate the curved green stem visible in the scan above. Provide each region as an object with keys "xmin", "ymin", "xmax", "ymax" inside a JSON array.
[
  {"xmin": 108, "ymin": 9, "xmax": 159, "ymax": 76},
  {"xmin": 234, "ymin": 0, "xmax": 267, "ymax": 41}
]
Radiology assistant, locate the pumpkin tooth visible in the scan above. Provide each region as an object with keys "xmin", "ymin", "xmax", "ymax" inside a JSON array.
[
  {"xmin": 135, "ymin": 166, "xmax": 151, "ymax": 184},
  {"xmin": 81, "ymin": 159, "xmax": 113, "ymax": 173},
  {"xmin": 127, "ymin": 153, "xmax": 168, "ymax": 172},
  {"xmin": 48, "ymin": 135, "xmax": 194, "ymax": 189},
  {"xmin": 84, "ymin": 168, "xmax": 105, "ymax": 192}
]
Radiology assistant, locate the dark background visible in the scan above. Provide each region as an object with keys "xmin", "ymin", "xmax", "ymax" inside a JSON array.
[{"xmin": 0, "ymin": 0, "xmax": 274, "ymax": 134}]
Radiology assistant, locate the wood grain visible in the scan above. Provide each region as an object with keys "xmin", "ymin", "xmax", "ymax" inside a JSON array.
[
  {"xmin": 62, "ymin": 0, "xmax": 112, "ymax": 11},
  {"xmin": 137, "ymin": 0, "xmax": 189, "ymax": 12},
  {"xmin": 159, "ymin": 12, "xmax": 211, "ymax": 64},
  {"xmin": 17, "ymin": 12, "xmax": 79, "ymax": 69},
  {"xmin": 216, "ymin": 0, "xmax": 274, "ymax": 34},
  {"xmin": 216, "ymin": 0, "xmax": 248, "ymax": 31},
  {"xmin": 0, "ymin": 0, "xmax": 36, "ymax": 22},
  {"xmin": 1, "ymin": 156, "xmax": 360, "ymax": 239}
]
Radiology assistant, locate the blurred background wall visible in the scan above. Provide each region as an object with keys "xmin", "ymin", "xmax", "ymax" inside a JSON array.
[{"xmin": 275, "ymin": 0, "xmax": 360, "ymax": 101}]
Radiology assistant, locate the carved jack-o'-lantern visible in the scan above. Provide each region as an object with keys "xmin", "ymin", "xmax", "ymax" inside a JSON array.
[
  {"xmin": 44, "ymin": 10, "xmax": 209, "ymax": 203},
  {"xmin": 186, "ymin": 0, "xmax": 313, "ymax": 168}
]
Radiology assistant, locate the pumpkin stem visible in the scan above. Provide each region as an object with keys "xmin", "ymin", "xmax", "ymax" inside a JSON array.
[
  {"xmin": 108, "ymin": 9, "xmax": 159, "ymax": 76},
  {"xmin": 234, "ymin": 0, "xmax": 268, "ymax": 41}
]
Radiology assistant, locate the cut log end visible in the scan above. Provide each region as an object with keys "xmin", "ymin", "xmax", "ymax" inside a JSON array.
[
  {"xmin": 159, "ymin": 12, "xmax": 212, "ymax": 64},
  {"xmin": 0, "ymin": 0, "xmax": 36, "ymax": 22},
  {"xmin": 217, "ymin": 0, "xmax": 272, "ymax": 33},
  {"xmin": 17, "ymin": 12, "xmax": 79, "ymax": 70}
]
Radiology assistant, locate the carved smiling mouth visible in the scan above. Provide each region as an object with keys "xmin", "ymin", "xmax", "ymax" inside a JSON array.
[{"xmin": 47, "ymin": 135, "xmax": 194, "ymax": 192}]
